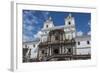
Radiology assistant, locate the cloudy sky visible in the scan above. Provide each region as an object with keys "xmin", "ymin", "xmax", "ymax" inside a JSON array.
[{"xmin": 22, "ymin": 10, "xmax": 91, "ymax": 42}]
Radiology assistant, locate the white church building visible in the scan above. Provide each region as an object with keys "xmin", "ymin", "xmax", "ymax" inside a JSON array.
[{"xmin": 23, "ymin": 13, "xmax": 91, "ymax": 62}]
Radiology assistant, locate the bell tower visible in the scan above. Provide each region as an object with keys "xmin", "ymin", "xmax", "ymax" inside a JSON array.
[
  {"xmin": 43, "ymin": 17, "xmax": 54, "ymax": 29},
  {"xmin": 64, "ymin": 13, "xmax": 76, "ymax": 40},
  {"xmin": 41, "ymin": 17, "xmax": 54, "ymax": 42},
  {"xmin": 65, "ymin": 13, "xmax": 75, "ymax": 26}
]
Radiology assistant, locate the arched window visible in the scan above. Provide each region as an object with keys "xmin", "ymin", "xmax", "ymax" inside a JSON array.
[
  {"xmin": 53, "ymin": 49, "xmax": 59, "ymax": 55},
  {"xmin": 87, "ymin": 41, "xmax": 90, "ymax": 44},
  {"xmin": 55, "ymin": 36, "xmax": 59, "ymax": 40},
  {"xmin": 68, "ymin": 21, "xmax": 71, "ymax": 25},
  {"xmin": 46, "ymin": 25, "xmax": 48, "ymax": 28},
  {"xmin": 42, "ymin": 50, "xmax": 44, "ymax": 54},
  {"xmin": 33, "ymin": 44, "xmax": 35, "ymax": 47}
]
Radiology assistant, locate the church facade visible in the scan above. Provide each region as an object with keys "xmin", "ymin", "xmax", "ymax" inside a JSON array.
[{"xmin": 23, "ymin": 14, "xmax": 91, "ymax": 62}]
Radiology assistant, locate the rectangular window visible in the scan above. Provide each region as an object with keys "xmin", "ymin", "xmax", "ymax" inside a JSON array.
[
  {"xmin": 78, "ymin": 42, "xmax": 80, "ymax": 45},
  {"xmin": 33, "ymin": 44, "xmax": 35, "ymax": 47},
  {"xmin": 55, "ymin": 36, "xmax": 59, "ymax": 40}
]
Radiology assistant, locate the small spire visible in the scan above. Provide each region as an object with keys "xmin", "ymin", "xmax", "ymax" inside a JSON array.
[
  {"xmin": 46, "ymin": 16, "xmax": 52, "ymax": 22},
  {"xmin": 65, "ymin": 13, "xmax": 72, "ymax": 19},
  {"xmin": 48, "ymin": 16, "xmax": 52, "ymax": 21},
  {"xmin": 67, "ymin": 13, "xmax": 72, "ymax": 19},
  {"xmin": 69, "ymin": 13, "xmax": 72, "ymax": 17}
]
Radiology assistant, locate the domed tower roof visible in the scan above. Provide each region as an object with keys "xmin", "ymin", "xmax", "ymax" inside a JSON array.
[
  {"xmin": 64, "ymin": 13, "xmax": 75, "ymax": 26},
  {"xmin": 42, "ymin": 16, "xmax": 54, "ymax": 29},
  {"xmin": 67, "ymin": 13, "xmax": 72, "ymax": 19},
  {"xmin": 45, "ymin": 16, "xmax": 52, "ymax": 22}
]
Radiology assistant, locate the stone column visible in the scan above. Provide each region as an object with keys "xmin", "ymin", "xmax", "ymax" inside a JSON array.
[
  {"xmin": 60, "ymin": 46, "xmax": 62, "ymax": 54},
  {"xmin": 62, "ymin": 46, "xmax": 64, "ymax": 54},
  {"xmin": 50, "ymin": 47, "xmax": 51, "ymax": 56}
]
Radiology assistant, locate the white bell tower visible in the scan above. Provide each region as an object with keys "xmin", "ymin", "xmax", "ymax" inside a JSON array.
[
  {"xmin": 41, "ymin": 17, "xmax": 54, "ymax": 42},
  {"xmin": 64, "ymin": 13, "xmax": 76, "ymax": 40},
  {"xmin": 43, "ymin": 17, "xmax": 54, "ymax": 29}
]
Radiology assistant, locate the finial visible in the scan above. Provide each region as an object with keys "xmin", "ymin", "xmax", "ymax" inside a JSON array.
[
  {"xmin": 66, "ymin": 13, "xmax": 72, "ymax": 19},
  {"xmin": 69, "ymin": 13, "xmax": 72, "ymax": 17},
  {"xmin": 46, "ymin": 16, "xmax": 52, "ymax": 22},
  {"xmin": 48, "ymin": 16, "xmax": 52, "ymax": 21}
]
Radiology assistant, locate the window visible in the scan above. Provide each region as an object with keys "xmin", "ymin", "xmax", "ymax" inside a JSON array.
[
  {"xmin": 45, "ymin": 32, "xmax": 47, "ymax": 34},
  {"xmin": 68, "ymin": 48, "xmax": 71, "ymax": 53},
  {"xmin": 46, "ymin": 25, "xmax": 48, "ymax": 28},
  {"xmin": 67, "ymin": 48, "xmax": 71, "ymax": 54},
  {"xmin": 42, "ymin": 50, "xmax": 44, "ymax": 54},
  {"xmin": 78, "ymin": 42, "xmax": 80, "ymax": 45},
  {"xmin": 33, "ymin": 44, "xmax": 35, "ymax": 47},
  {"xmin": 87, "ymin": 41, "xmax": 90, "ymax": 44},
  {"xmin": 68, "ymin": 21, "xmax": 71, "ymax": 25},
  {"xmin": 53, "ymin": 49, "xmax": 59, "ymax": 54},
  {"xmin": 55, "ymin": 36, "xmax": 59, "ymax": 40}
]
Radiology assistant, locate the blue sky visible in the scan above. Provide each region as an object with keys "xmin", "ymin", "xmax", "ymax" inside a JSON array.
[{"xmin": 23, "ymin": 10, "xmax": 91, "ymax": 42}]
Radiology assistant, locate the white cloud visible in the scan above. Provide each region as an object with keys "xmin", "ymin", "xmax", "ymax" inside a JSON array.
[
  {"xmin": 34, "ymin": 31, "xmax": 42, "ymax": 39},
  {"xmin": 24, "ymin": 14, "xmax": 39, "ymax": 25},
  {"xmin": 31, "ymin": 16, "xmax": 39, "ymax": 24},
  {"xmin": 23, "ymin": 34, "xmax": 33, "ymax": 42},
  {"xmin": 26, "ymin": 25, "xmax": 34, "ymax": 31},
  {"xmin": 42, "ymin": 12, "xmax": 49, "ymax": 20},
  {"xmin": 24, "ymin": 19, "xmax": 32, "ymax": 25},
  {"xmin": 77, "ymin": 31, "xmax": 83, "ymax": 36}
]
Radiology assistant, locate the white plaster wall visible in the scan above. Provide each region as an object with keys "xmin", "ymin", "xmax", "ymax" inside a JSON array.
[
  {"xmin": 76, "ymin": 40, "xmax": 90, "ymax": 48},
  {"xmin": 76, "ymin": 48, "xmax": 91, "ymax": 55},
  {"xmin": 31, "ymin": 48, "xmax": 38, "ymax": 58},
  {"xmin": 43, "ymin": 21, "xmax": 54, "ymax": 29}
]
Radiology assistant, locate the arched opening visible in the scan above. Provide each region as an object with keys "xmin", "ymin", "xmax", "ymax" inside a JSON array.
[
  {"xmin": 53, "ymin": 49, "xmax": 59, "ymax": 55},
  {"xmin": 46, "ymin": 25, "xmax": 48, "ymax": 28},
  {"xmin": 68, "ymin": 21, "xmax": 71, "ymax": 25},
  {"xmin": 55, "ymin": 36, "xmax": 59, "ymax": 40}
]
